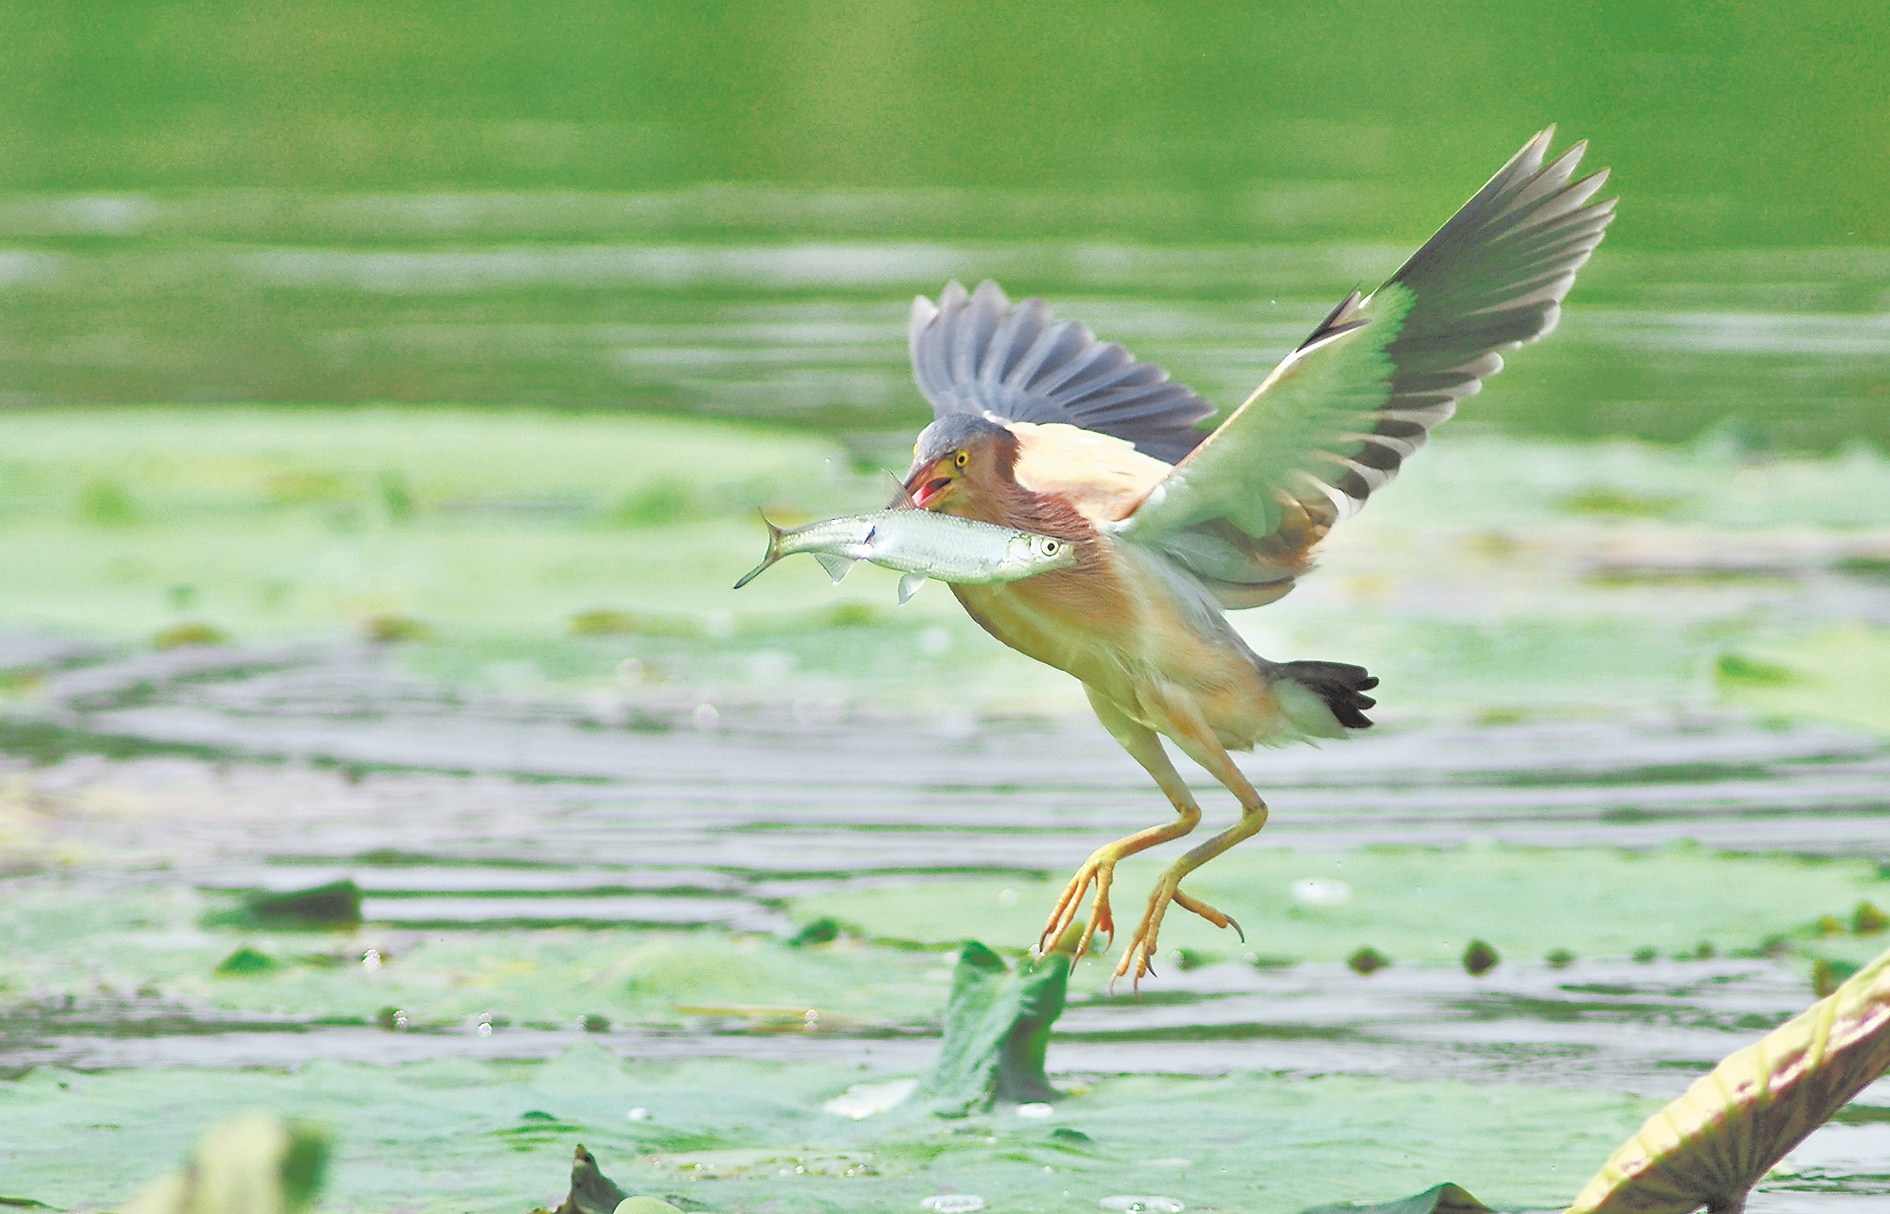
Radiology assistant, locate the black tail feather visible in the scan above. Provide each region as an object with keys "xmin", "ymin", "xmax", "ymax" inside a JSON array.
[{"xmin": 1276, "ymin": 660, "xmax": 1379, "ymax": 730}]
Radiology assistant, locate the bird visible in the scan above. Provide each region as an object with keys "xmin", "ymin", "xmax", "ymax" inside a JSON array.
[{"xmin": 895, "ymin": 128, "xmax": 1615, "ymax": 986}]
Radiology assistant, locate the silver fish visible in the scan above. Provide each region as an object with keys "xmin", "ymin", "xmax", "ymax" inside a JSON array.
[{"xmin": 734, "ymin": 507, "xmax": 1077, "ymax": 603}]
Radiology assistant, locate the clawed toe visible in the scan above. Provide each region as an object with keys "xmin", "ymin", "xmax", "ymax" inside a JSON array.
[
  {"xmin": 1037, "ymin": 855, "xmax": 1119, "ymax": 959},
  {"xmin": 1173, "ymin": 889, "xmax": 1243, "ymax": 942}
]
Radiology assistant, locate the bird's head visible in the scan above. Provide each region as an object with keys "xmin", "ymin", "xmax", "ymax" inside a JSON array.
[{"xmin": 902, "ymin": 414, "xmax": 1018, "ymax": 513}]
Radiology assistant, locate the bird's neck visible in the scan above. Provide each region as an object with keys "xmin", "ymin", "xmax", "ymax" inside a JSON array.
[{"xmin": 958, "ymin": 476, "xmax": 1091, "ymax": 540}]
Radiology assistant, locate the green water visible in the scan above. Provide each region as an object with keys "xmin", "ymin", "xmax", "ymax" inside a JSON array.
[
  {"xmin": 2, "ymin": 3, "xmax": 1887, "ymax": 447},
  {"xmin": 3, "ymin": 9, "xmax": 1888, "ymax": 1210}
]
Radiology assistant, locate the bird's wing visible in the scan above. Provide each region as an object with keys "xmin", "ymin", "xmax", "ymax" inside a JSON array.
[
  {"xmin": 909, "ymin": 279, "xmax": 1216, "ymax": 464},
  {"xmin": 1116, "ymin": 128, "xmax": 1615, "ymax": 608}
]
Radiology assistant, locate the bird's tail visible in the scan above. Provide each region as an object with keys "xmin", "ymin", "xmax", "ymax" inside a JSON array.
[
  {"xmin": 732, "ymin": 514, "xmax": 787, "ymax": 590},
  {"xmin": 1272, "ymin": 660, "xmax": 1378, "ymax": 734}
]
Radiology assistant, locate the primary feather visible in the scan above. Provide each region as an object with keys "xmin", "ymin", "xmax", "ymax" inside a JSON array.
[{"xmin": 1118, "ymin": 127, "xmax": 1616, "ymax": 606}]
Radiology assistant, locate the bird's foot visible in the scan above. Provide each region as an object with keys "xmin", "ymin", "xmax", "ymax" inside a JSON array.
[
  {"xmin": 1174, "ymin": 889, "xmax": 1243, "ymax": 942},
  {"xmin": 1037, "ymin": 852, "xmax": 1118, "ymax": 960},
  {"xmin": 1111, "ymin": 880, "xmax": 1242, "ymax": 990}
]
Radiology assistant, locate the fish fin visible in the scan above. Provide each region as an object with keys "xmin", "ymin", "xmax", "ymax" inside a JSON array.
[
  {"xmin": 733, "ymin": 513, "xmax": 787, "ymax": 589},
  {"xmin": 897, "ymin": 572, "xmax": 927, "ymax": 604},
  {"xmin": 813, "ymin": 553, "xmax": 855, "ymax": 583},
  {"xmin": 884, "ymin": 471, "xmax": 920, "ymax": 510}
]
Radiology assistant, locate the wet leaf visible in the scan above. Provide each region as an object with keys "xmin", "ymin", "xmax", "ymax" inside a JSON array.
[
  {"xmin": 1565, "ymin": 943, "xmax": 1890, "ymax": 1214},
  {"xmin": 212, "ymin": 947, "xmax": 279, "ymax": 977},
  {"xmin": 152, "ymin": 623, "xmax": 227, "ymax": 651},
  {"xmin": 918, "ymin": 941, "xmax": 1069, "ymax": 1115},
  {"xmin": 1302, "ymin": 1182, "xmax": 1492, "ymax": 1214},
  {"xmin": 553, "ymin": 1145, "xmax": 629, "ymax": 1214},
  {"xmin": 120, "ymin": 1113, "xmax": 327, "ymax": 1214},
  {"xmin": 206, "ymin": 881, "xmax": 362, "ymax": 930},
  {"xmin": 1348, "ymin": 947, "xmax": 1390, "ymax": 975}
]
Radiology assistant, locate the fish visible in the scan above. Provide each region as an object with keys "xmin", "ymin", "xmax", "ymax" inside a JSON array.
[{"xmin": 733, "ymin": 506, "xmax": 1077, "ymax": 604}]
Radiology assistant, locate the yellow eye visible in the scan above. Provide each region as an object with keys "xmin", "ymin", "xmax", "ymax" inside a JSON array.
[{"xmin": 953, "ymin": 450, "xmax": 969, "ymax": 468}]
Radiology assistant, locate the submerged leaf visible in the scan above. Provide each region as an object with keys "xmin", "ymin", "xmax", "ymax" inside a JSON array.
[
  {"xmin": 1565, "ymin": 943, "xmax": 1890, "ymax": 1214},
  {"xmin": 918, "ymin": 941, "xmax": 1070, "ymax": 1115}
]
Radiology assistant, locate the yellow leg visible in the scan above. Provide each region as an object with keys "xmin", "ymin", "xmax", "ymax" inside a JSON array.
[
  {"xmin": 1113, "ymin": 698, "xmax": 1269, "ymax": 988},
  {"xmin": 1037, "ymin": 690, "xmax": 1203, "ymax": 960}
]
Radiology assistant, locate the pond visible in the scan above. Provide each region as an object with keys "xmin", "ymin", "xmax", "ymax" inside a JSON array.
[{"xmin": 1, "ymin": 5, "xmax": 1888, "ymax": 1210}]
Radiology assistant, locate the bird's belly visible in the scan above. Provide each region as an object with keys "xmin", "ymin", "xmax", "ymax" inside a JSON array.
[
  {"xmin": 950, "ymin": 579, "xmax": 1140, "ymax": 704},
  {"xmin": 950, "ymin": 575, "xmax": 1290, "ymax": 749}
]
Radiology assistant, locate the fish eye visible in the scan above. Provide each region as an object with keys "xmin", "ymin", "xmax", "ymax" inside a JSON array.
[
  {"xmin": 953, "ymin": 450, "xmax": 969, "ymax": 468},
  {"xmin": 1041, "ymin": 539, "xmax": 1061, "ymax": 555}
]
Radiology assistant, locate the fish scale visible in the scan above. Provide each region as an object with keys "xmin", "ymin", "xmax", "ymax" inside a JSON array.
[{"xmin": 734, "ymin": 507, "xmax": 1076, "ymax": 603}]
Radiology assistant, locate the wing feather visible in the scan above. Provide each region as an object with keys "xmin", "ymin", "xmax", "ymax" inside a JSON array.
[
  {"xmin": 909, "ymin": 279, "xmax": 1216, "ymax": 464},
  {"xmin": 1118, "ymin": 128, "xmax": 1615, "ymax": 607}
]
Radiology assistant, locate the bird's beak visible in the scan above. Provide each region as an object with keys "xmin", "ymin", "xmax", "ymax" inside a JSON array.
[{"xmin": 904, "ymin": 460, "xmax": 953, "ymax": 510}]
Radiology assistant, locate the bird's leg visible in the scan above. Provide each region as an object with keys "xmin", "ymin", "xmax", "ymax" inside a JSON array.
[
  {"xmin": 1038, "ymin": 691, "xmax": 1202, "ymax": 960},
  {"xmin": 1114, "ymin": 708, "xmax": 1269, "ymax": 988}
]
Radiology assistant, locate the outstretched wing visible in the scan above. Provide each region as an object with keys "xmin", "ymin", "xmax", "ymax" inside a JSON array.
[
  {"xmin": 1117, "ymin": 128, "xmax": 1616, "ymax": 608},
  {"xmin": 909, "ymin": 279, "xmax": 1216, "ymax": 464}
]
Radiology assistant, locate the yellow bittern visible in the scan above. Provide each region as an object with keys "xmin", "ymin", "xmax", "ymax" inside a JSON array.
[{"xmin": 897, "ymin": 129, "xmax": 1614, "ymax": 984}]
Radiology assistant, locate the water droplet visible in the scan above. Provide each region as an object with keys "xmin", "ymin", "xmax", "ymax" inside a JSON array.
[
  {"xmin": 691, "ymin": 703, "xmax": 720, "ymax": 731},
  {"xmin": 628, "ymin": 1107, "xmax": 650, "ymax": 1121},
  {"xmin": 360, "ymin": 948, "xmax": 382, "ymax": 971},
  {"xmin": 476, "ymin": 1021, "xmax": 492, "ymax": 1037},
  {"xmin": 1015, "ymin": 1102, "xmax": 1054, "ymax": 1118},
  {"xmin": 821, "ymin": 1078, "xmax": 917, "ymax": 1119},
  {"xmin": 997, "ymin": 887, "xmax": 1018, "ymax": 907},
  {"xmin": 1289, "ymin": 877, "xmax": 1351, "ymax": 907},
  {"xmin": 1099, "ymin": 1198, "xmax": 1183, "ymax": 1213},
  {"xmin": 745, "ymin": 650, "xmax": 797, "ymax": 680},
  {"xmin": 920, "ymin": 1197, "xmax": 986, "ymax": 1213}
]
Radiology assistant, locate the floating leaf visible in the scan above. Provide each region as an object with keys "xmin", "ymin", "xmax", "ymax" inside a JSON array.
[
  {"xmin": 361, "ymin": 614, "xmax": 431, "ymax": 643},
  {"xmin": 207, "ymin": 881, "xmax": 362, "ymax": 930},
  {"xmin": 213, "ymin": 947, "xmax": 280, "ymax": 977},
  {"xmin": 917, "ymin": 940, "xmax": 1069, "ymax": 1115},
  {"xmin": 152, "ymin": 622, "xmax": 227, "ymax": 650},
  {"xmin": 788, "ymin": 916, "xmax": 841, "ymax": 947},
  {"xmin": 1348, "ymin": 947, "xmax": 1390, "ymax": 975},
  {"xmin": 1302, "ymin": 1181, "xmax": 1492, "ymax": 1213},
  {"xmin": 1462, "ymin": 940, "xmax": 1499, "ymax": 976},
  {"xmin": 1564, "ymin": 943, "xmax": 1890, "ymax": 1214}
]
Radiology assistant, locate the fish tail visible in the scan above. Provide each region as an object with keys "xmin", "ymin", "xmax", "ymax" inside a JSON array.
[{"xmin": 733, "ymin": 513, "xmax": 787, "ymax": 589}]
